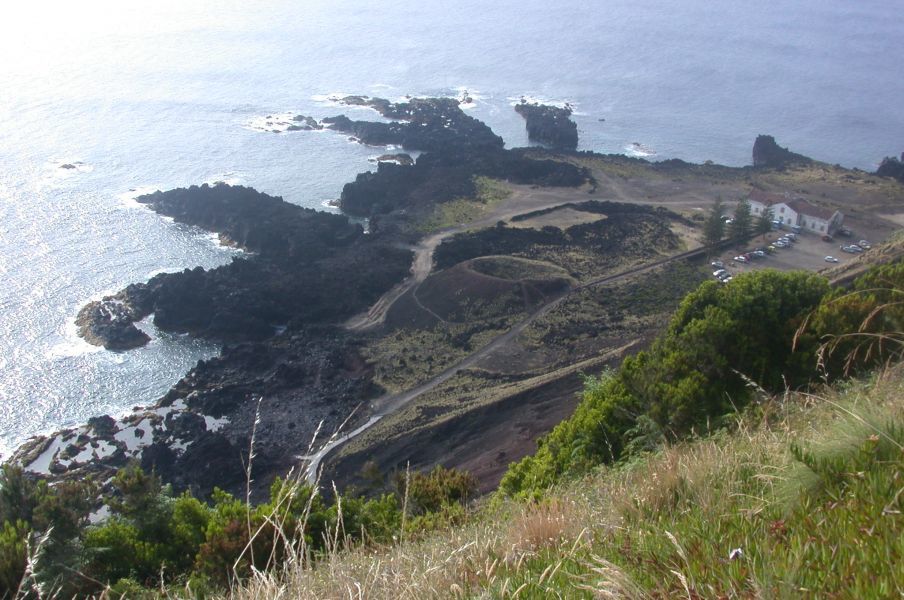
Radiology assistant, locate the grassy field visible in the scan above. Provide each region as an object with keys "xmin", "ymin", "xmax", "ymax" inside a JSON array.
[
  {"xmin": 418, "ymin": 176, "xmax": 513, "ymax": 232},
  {"xmin": 229, "ymin": 364, "xmax": 904, "ymax": 599}
]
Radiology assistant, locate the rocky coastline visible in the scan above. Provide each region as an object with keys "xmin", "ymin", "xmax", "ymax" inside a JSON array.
[{"xmin": 14, "ymin": 96, "xmax": 591, "ymax": 499}]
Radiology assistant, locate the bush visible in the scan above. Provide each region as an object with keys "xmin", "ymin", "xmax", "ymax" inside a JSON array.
[{"xmin": 500, "ymin": 270, "xmax": 831, "ymax": 498}]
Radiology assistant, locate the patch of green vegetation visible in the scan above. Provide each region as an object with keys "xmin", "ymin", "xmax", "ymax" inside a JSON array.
[
  {"xmin": 218, "ymin": 362, "xmax": 904, "ymax": 598},
  {"xmin": 500, "ymin": 262, "xmax": 904, "ymax": 500},
  {"xmin": 0, "ymin": 460, "xmax": 477, "ymax": 597},
  {"xmin": 417, "ymin": 176, "xmax": 512, "ymax": 232},
  {"xmin": 481, "ymin": 371, "xmax": 904, "ymax": 598}
]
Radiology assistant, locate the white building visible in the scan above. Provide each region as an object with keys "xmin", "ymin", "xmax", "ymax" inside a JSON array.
[{"xmin": 747, "ymin": 189, "xmax": 843, "ymax": 234}]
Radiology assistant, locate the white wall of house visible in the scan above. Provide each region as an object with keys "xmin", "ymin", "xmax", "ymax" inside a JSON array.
[
  {"xmin": 748, "ymin": 195, "xmax": 843, "ymax": 234},
  {"xmin": 800, "ymin": 216, "xmax": 830, "ymax": 233},
  {"xmin": 750, "ymin": 200, "xmax": 795, "ymax": 224}
]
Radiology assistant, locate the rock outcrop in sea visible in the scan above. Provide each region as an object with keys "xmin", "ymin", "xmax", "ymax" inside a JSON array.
[
  {"xmin": 514, "ymin": 101, "xmax": 579, "ymax": 150},
  {"xmin": 752, "ymin": 134, "xmax": 812, "ymax": 169},
  {"xmin": 317, "ymin": 96, "xmax": 586, "ymax": 218}
]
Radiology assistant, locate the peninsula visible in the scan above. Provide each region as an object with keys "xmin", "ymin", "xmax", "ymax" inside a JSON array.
[{"xmin": 13, "ymin": 95, "xmax": 904, "ymax": 504}]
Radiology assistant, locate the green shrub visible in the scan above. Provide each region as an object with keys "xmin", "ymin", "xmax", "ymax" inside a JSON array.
[{"xmin": 500, "ymin": 270, "xmax": 831, "ymax": 498}]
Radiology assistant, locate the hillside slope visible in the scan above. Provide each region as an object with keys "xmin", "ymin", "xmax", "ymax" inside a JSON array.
[{"xmin": 231, "ymin": 364, "xmax": 904, "ymax": 598}]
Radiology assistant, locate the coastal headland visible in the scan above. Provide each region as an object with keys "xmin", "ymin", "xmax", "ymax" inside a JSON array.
[{"xmin": 13, "ymin": 95, "xmax": 904, "ymax": 502}]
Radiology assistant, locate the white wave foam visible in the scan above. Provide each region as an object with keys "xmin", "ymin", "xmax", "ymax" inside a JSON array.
[
  {"xmin": 311, "ymin": 92, "xmax": 354, "ymax": 105},
  {"xmin": 508, "ymin": 94, "xmax": 578, "ymax": 111},
  {"xmin": 320, "ymin": 199, "xmax": 341, "ymax": 212},
  {"xmin": 50, "ymin": 159, "xmax": 93, "ymax": 176},
  {"xmin": 452, "ymin": 86, "xmax": 483, "ymax": 109},
  {"xmin": 117, "ymin": 185, "xmax": 160, "ymax": 209},
  {"xmin": 244, "ymin": 112, "xmax": 304, "ymax": 134},
  {"xmin": 624, "ymin": 142, "xmax": 657, "ymax": 158},
  {"xmin": 147, "ymin": 267, "xmax": 183, "ymax": 278},
  {"xmin": 46, "ymin": 317, "xmax": 103, "ymax": 359},
  {"xmin": 204, "ymin": 414, "xmax": 229, "ymax": 432},
  {"xmin": 203, "ymin": 171, "xmax": 244, "ymax": 187}
]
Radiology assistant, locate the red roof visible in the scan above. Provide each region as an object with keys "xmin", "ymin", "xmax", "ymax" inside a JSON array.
[
  {"xmin": 787, "ymin": 198, "xmax": 837, "ymax": 221},
  {"xmin": 748, "ymin": 190, "xmax": 838, "ymax": 221}
]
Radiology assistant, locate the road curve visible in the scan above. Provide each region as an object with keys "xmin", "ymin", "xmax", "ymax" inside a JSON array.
[
  {"xmin": 343, "ymin": 184, "xmax": 599, "ymax": 332},
  {"xmin": 303, "ymin": 242, "xmax": 708, "ymax": 483}
]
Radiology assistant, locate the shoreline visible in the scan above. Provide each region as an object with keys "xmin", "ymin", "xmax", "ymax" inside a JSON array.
[{"xmin": 8, "ymin": 94, "xmax": 903, "ymax": 502}]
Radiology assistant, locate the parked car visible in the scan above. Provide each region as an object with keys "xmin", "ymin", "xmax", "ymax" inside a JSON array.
[
  {"xmin": 711, "ymin": 260, "xmax": 725, "ymax": 269},
  {"xmin": 719, "ymin": 276, "xmax": 733, "ymax": 284},
  {"xmin": 858, "ymin": 240, "xmax": 871, "ymax": 249},
  {"xmin": 785, "ymin": 233, "xmax": 797, "ymax": 241},
  {"xmin": 841, "ymin": 245, "xmax": 861, "ymax": 253},
  {"xmin": 713, "ymin": 269, "xmax": 728, "ymax": 278},
  {"xmin": 733, "ymin": 255, "xmax": 748, "ymax": 263},
  {"xmin": 838, "ymin": 227, "xmax": 853, "ymax": 237},
  {"xmin": 790, "ymin": 225, "xmax": 802, "ymax": 234},
  {"xmin": 824, "ymin": 256, "xmax": 839, "ymax": 263},
  {"xmin": 753, "ymin": 250, "xmax": 766, "ymax": 258},
  {"xmin": 767, "ymin": 245, "xmax": 777, "ymax": 253},
  {"xmin": 774, "ymin": 241, "xmax": 788, "ymax": 248},
  {"xmin": 822, "ymin": 235, "xmax": 834, "ymax": 242}
]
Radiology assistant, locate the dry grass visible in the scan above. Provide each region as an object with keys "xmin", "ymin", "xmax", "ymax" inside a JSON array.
[{"xmin": 221, "ymin": 366, "xmax": 904, "ymax": 599}]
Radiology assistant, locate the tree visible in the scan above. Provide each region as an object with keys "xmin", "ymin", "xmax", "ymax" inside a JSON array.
[
  {"xmin": 729, "ymin": 199, "xmax": 753, "ymax": 242},
  {"xmin": 756, "ymin": 206, "xmax": 774, "ymax": 239},
  {"xmin": 703, "ymin": 197, "xmax": 725, "ymax": 248}
]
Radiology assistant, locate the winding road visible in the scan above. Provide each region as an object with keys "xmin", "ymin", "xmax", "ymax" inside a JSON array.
[{"xmin": 302, "ymin": 185, "xmax": 708, "ymax": 482}]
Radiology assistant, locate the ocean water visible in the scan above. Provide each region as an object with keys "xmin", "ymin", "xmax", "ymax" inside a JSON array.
[{"xmin": 1, "ymin": 0, "xmax": 902, "ymax": 456}]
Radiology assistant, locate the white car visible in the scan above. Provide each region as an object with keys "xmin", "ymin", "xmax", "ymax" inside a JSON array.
[
  {"xmin": 858, "ymin": 240, "xmax": 871, "ymax": 249},
  {"xmin": 733, "ymin": 255, "xmax": 748, "ymax": 263},
  {"xmin": 824, "ymin": 256, "xmax": 839, "ymax": 263}
]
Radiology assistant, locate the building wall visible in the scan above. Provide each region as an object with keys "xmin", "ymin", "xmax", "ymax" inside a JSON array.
[{"xmin": 749, "ymin": 197, "xmax": 843, "ymax": 234}]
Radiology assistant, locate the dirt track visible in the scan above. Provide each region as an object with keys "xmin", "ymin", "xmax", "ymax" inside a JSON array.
[
  {"xmin": 305, "ymin": 238, "xmax": 708, "ymax": 482},
  {"xmin": 343, "ymin": 184, "xmax": 596, "ymax": 331},
  {"xmin": 316, "ymin": 165, "xmax": 903, "ymax": 483}
]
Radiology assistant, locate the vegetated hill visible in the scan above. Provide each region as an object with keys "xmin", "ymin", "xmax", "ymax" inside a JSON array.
[
  {"xmin": 499, "ymin": 260, "xmax": 903, "ymax": 498},
  {"xmin": 386, "ymin": 256, "xmax": 575, "ymax": 329},
  {"xmin": 5, "ymin": 258, "xmax": 900, "ymax": 598},
  {"xmin": 226, "ymin": 362, "xmax": 904, "ymax": 598}
]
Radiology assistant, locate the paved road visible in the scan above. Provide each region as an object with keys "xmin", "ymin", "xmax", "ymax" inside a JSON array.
[{"xmin": 303, "ymin": 241, "xmax": 708, "ymax": 483}]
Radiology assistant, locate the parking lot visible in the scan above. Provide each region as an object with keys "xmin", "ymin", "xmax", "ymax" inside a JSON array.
[{"xmin": 710, "ymin": 230, "xmax": 870, "ymax": 280}]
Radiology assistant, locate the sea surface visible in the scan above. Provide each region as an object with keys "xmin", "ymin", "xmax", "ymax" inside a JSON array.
[{"xmin": 1, "ymin": 0, "xmax": 902, "ymax": 456}]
